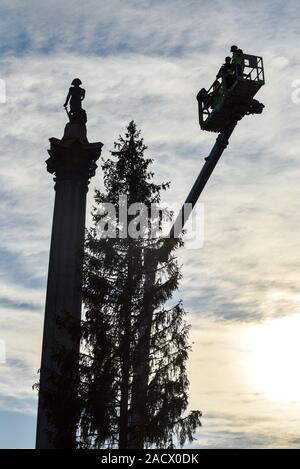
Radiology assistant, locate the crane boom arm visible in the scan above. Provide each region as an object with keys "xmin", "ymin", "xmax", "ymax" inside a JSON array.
[{"xmin": 169, "ymin": 121, "xmax": 237, "ymax": 239}]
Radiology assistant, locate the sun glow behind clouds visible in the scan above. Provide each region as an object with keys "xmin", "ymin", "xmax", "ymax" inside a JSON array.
[{"xmin": 243, "ymin": 314, "xmax": 300, "ymax": 402}]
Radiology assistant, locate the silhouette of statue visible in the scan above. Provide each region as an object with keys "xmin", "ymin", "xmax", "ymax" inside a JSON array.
[
  {"xmin": 64, "ymin": 78, "xmax": 87, "ymax": 125},
  {"xmin": 64, "ymin": 78, "xmax": 85, "ymax": 111}
]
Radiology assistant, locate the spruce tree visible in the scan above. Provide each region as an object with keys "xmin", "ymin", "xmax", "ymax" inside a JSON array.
[{"xmin": 78, "ymin": 121, "xmax": 201, "ymax": 448}]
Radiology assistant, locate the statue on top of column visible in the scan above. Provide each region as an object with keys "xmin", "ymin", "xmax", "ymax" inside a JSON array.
[{"xmin": 64, "ymin": 78, "xmax": 87, "ymax": 124}]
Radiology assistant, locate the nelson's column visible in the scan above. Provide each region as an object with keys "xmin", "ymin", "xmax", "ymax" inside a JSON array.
[{"xmin": 36, "ymin": 79, "xmax": 103, "ymax": 449}]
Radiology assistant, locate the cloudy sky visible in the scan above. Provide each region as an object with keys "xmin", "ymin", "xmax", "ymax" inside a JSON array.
[{"xmin": 1, "ymin": 0, "xmax": 300, "ymax": 448}]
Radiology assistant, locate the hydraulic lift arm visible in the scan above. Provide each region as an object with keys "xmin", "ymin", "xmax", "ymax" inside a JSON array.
[{"xmin": 169, "ymin": 121, "xmax": 237, "ymax": 240}]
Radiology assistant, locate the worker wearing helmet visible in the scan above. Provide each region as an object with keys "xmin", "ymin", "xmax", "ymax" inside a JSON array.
[
  {"xmin": 64, "ymin": 78, "xmax": 85, "ymax": 112},
  {"xmin": 217, "ymin": 56, "xmax": 236, "ymax": 91},
  {"xmin": 231, "ymin": 45, "xmax": 244, "ymax": 77}
]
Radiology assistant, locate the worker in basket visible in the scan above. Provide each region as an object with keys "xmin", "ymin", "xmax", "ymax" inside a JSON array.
[
  {"xmin": 217, "ymin": 56, "xmax": 236, "ymax": 91},
  {"xmin": 231, "ymin": 45, "xmax": 244, "ymax": 77}
]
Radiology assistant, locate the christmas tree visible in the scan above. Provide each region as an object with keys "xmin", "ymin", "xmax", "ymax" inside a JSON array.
[{"xmin": 79, "ymin": 121, "xmax": 201, "ymax": 448}]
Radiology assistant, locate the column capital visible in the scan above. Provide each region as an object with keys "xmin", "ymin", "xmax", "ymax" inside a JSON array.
[{"xmin": 46, "ymin": 136, "xmax": 103, "ymax": 184}]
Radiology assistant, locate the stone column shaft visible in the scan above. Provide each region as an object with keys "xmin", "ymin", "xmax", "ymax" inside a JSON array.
[{"xmin": 36, "ymin": 135, "xmax": 102, "ymax": 449}]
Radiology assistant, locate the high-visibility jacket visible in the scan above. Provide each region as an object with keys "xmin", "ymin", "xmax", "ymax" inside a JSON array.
[
  {"xmin": 213, "ymin": 86, "xmax": 224, "ymax": 106},
  {"xmin": 232, "ymin": 53, "xmax": 243, "ymax": 65}
]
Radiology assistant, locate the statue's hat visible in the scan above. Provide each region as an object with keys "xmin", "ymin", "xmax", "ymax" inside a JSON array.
[{"xmin": 71, "ymin": 78, "xmax": 82, "ymax": 86}]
